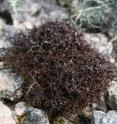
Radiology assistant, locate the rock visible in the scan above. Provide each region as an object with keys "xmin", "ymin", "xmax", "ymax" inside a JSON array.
[
  {"xmin": 13, "ymin": 103, "xmax": 50, "ymax": 124},
  {"xmin": 0, "ymin": 23, "xmax": 29, "ymax": 61},
  {"xmin": 0, "ymin": 69, "xmax": 22, "ymax": 101},
  {"xmin": 0, "ymin": 18, "xmax": 5, "ymax": 30},
  {"xmin": 71, "ymin": 0, "xmax": 79, "ymax": 11},
  {"xmin": 14, "ymin": 102, "xmax": 27, "ymax": 116},
  {"xmin": 91, "ymin": 110, "xmax": 117, "ymax": 124},
  {"xmin": 84, "ymin": 33, "xmax": 112, "ymax": 55},
  {"xmin": 91, "ymin": 111, "xmax": 105, "ymax": 124},
  {"xmin": 0, "ymin": 0, "xmax": 68, "ymax": 26},
  {"xmin": 83, "ymin": 33, "xmax": 115, "ymax": 63},
  {"xmin": 19, "ymin": 0, "xmax": 68, "ymax": 26},
  {"xmin": 24, "ymin": 107, "xmax": 50, "ymax": 124},
  {"xmin": 71, "ymin": 0, "xmax": 117, "ymax": 36},
  {"xmin": 112, "ymin": 39, "xmax": 117, "ymax": 62},
  {"xmin": 0, "ymin": 101, "xmax": 16, "ymax": 124},
  {"xmin": 107, "ymin": 80, "xmax": 117, "ymax": 110}
]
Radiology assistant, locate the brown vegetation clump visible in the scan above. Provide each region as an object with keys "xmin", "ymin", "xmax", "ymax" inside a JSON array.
[{"xmin": 4, "ymin": 21, "xmax": 116, "ymax": 118}]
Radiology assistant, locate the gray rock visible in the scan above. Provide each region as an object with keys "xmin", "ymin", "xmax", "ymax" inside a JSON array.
[
  {"xmin": 84, "ymin": 33, "xmax": 115, "ymax": 63},
  {"xmin": 91, "ymin": 111, "xmax": 105, "ymax": 124},
  {"xmin": 0, "ymin": 23, "xmax": 30, "ymax": 60},
  {"xmin": 19, "ymin": 0, "xmax": 68, "ymax": 26},
  {"xmin": 84, "ymin": 33, "xmax": 112, "ymax": 55},
  {"xmin": 24, "ymin": 107, "xmax": 50, "ymax": 124},
  {"xmin": 14, "ymin": 102, "xmax": 27, "ymax": 116},
  {"xmin": 0, "ymin": 0, "xmax": 68, "ymax": 26},
  {"xmin": 13, "ymin": 103, "xmax": 50, "ymax": 124},
  {"xmin": 0, "ymin": 69, "xmax": 22, "ymax": 101},
  {"xmin": 0, "ymin": 101, "xmax": 16, "ymax": 124},
  {"xmin": 107, "ymin": 81, "xmax": 117, "ymax": 110},
  {"xmin": 91, "ymin": 110, "xmax": 117, "ymax": 124}
]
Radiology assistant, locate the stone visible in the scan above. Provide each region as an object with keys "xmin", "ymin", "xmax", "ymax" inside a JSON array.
[
  {"xmin": 107, "ymin": 80, "xmax": 117, "ymax": 110},
  {"xmin": 13, "ymin": 103, "xmax": 50, "ymax": 124},
  {"xmin": 0, "ymin": 101, "xmax": 16, "ymax": 124},
  {"xmin": 14, "ymin": 102, "xmax": 27, "ymax": 116},
  {"xmin": 0, "ymin": 69, "xmax": 22, "ymax": 101},
  {"xmin": 91, "ymin": 110, "xmax": 117, "ymax": 124},
  {"xmin": 83, "ymin": 33, "xmax": 115, "ymax": 63},
  {"xmin": 0, "ymin": 0, "xmax": 68, "ymax": 26},
  {"xmin": 84, "ymin": 33, "xmax": 112, "ymax": 55},
  {"xmin": 24, "ymin": 107, "xmax": 50, "ymax": 124},
  {"xmin": 19, "ymin": 0, "xmax": 68, "ymax": 26}
]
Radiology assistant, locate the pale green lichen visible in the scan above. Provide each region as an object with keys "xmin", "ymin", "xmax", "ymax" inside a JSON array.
[
  {"xmin": 70, "ymin": 0, "xmax": 117, "ymax": 36},
  {"xmin": 7, "ymin": 0, "xmax": 20, "ymax": 26}
]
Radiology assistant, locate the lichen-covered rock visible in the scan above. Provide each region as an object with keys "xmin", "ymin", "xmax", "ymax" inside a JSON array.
[
  {"xmin": 84, "ymin": 33, "xmax": 112, "ymax": 55},
  {"xmin": 107, "ymin": 80, "xmax": 117, "ymax": 110},
  {"xmin": 0, "ymin": 69, "xmax": 22, "ymax": 101},
  {"xmin": 71, "ymin": 0, "xmax": 117, "ymax": 36},
  {"xmin": 91, "ymin": 110, "xmax": 117, "ymax": 124},
  {"xmin": 0, "ymin": 101, "xmax": 16, "ymax": 124}
]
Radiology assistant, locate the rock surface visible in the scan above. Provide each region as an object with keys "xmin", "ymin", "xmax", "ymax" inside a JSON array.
[
  {"xmin": 91, "ymin": 110, "xmax": 117, "ymax": 124},
  {"xmin": 14, "ymin": 102, "xmax": 27, "ymax": 116},
  {"xmin": 0, "ymin": 69, "xmax": 22, "ymax": 100},
  {"xmin": 0, "ymin": 0, "xmax": 68, "ymax": 26},
  {"xmin": 107, "ymin": 81, "xmax": 117, "ymax": 110},
  {"xmin": 0, "ymin": 101, "xmax": 16, "ymax": 124},
  {"xmin": 84, "ymin": 33, "xmax": 115, "ymax": 63},
  {"xmin": 84, "ymin": 33, "xmax": 112, "ymax": 56},
  {"xmin": 23, "ymin": 107, "xmax": 50, "ymax": 124}
]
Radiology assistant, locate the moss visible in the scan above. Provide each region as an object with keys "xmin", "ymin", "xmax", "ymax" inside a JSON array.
[
  {"xmin": 15, "ymin": 114, "xmax": 26, "ymax": 124},
  {"xmin": 4, "ymin": 21, "xmax": 116, "ymax": 120}
]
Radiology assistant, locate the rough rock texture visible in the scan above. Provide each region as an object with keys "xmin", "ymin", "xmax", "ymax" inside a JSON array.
[
  {"xmin": 24, "ymin": 107, "xmax": 50, "ymax": 124},
  {"xmin": 12, "ymin": 102, "xmax": 50, "ymax": 124},
  {"xmin": 112, "ymin": 40, "xmax": 117, "ymax": 64},
  {"xmin": 14, "ymin": 102, "xmax": 27, "ymax": 116},
  {"xmin": 0, "ymin": 101, "xmax": 16, "ymax": 124},
  {"xmin": 0, "ymin": 0, "xmax": 68, "ymax": 26},
  {"xmin": 91, "ymin": 110, "xmax": 117, "ymax": 124},
  {"xmin": 84, "ymin": 33, "xmax": 115, "ymax": 63},
  {"xmin": 84, "ymin": 33, "xmax": 112, "ymax": 56},
  {"xmin": 0, "ymin": 69, "xmax": 22, "ymax": 100},
  {"xmin": 107, "ymin": 80, "xmax": 117, "ymax": 110}
]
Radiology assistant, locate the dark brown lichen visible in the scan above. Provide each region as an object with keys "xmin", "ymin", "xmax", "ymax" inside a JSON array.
[{"xmin": 4, "ymin": 21, "xmax": 116, "ymax": 119}]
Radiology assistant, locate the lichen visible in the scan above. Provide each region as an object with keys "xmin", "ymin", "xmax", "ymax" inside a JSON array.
[
  {"xmin": 71, "ymin": 0, "xmax": 117, "ymax": 35},
  {"xmin": 4, "ymin": 21, "xmax": 116, "ymax": 120}
]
